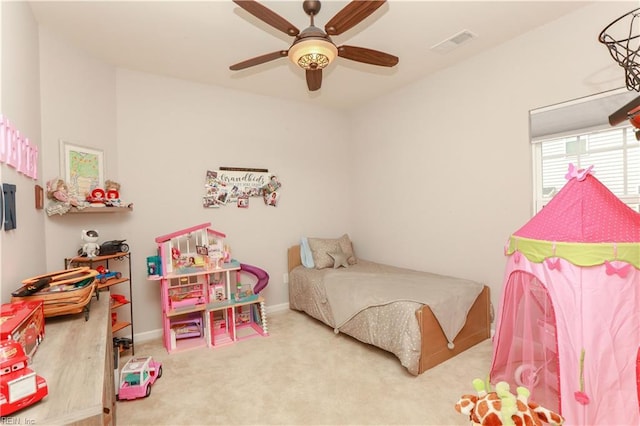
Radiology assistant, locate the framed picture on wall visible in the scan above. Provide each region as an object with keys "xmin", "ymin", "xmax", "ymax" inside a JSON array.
[
  {"xmin": 34, "ymin": 185, "xmax": 44, "ymax": 209},
  {"xmin": 59, "ymin": 141, "xmax": 104, "ymax": 199}
]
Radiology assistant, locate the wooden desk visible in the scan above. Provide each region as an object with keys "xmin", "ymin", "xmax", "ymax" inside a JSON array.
[{"xmin": 13, "ymin": 293, "xmax": 115, "ymax": 425}]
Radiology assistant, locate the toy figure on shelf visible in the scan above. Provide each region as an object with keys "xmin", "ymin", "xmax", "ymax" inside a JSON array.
[
  {"xmin": 85, "ymin": 188, "xmax": 106, "ymax": 207},
  {"xmin": 80, "ymin": 229, "xmax": 101, "ymax": 258},
  {"xmin": 104, "ymin": 179, "xmax": 122, "ymax": 207},
  {"xmin": 45, "ymin": 177, "xmax": 86, "ymax": 216}
]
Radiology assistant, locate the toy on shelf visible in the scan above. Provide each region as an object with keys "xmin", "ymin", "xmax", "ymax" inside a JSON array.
[
  {"xmin": 116, "ymin": 355, "xmax": 162, "ymax": 401},
  {"xmin": 79, "ymin": 229, "xmax": 101, "ymax": 258},
  {"xmin": 104, "ymin": 179, "xmax": 121, "ymax": 207},
  {"xmin": 455, "ymin": 379, "xmax": 564, "ymax": 426},
  {"xmin": 96, "ymin": 265, "xmax": 122, "ymax": 284},
  {"xmin": 0, "ymin": 339, "xmax": 49, "ymax": 416},
  {"xmin": 44, "ymin": 177, "xmax": 86, "ymax": 216},
  {"xmin": 81, "ymin": 179, "xmax": 132, "ymax": 209},
  {"xmin": 99, "ymin": 240, "xmax": 129, "ymax": 255},
  {"xmin": 111, "ymin": 293, "xmax": 127, "ymax": 305},
  {"xmin": 85, "ymin": 188, "xmax": 106, "ymax": 207}
]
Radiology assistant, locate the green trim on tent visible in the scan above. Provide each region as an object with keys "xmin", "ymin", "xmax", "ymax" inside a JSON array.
[{"xmin": 506, "ymin": 236, "xmax": 640, "ymax": 269}]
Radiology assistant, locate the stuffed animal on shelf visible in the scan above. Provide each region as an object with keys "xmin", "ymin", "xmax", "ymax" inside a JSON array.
[
  {"xmin": 455, "ymin": 379, "xmax": 564, "ymax": 426},
  {"xmin": 104, "ymin": 179, "xmax": 122, "ymax": 207},
  {"xmin": 80, "ymin": 229, "xmax": 100, "ymax": 258},
  {"xmin": 86, "ymin": 188, "xmax": 106, "ymax": 207},
  {"xmin": 44, "ymin": 177, "xmax": 83, "ymax": 216}
]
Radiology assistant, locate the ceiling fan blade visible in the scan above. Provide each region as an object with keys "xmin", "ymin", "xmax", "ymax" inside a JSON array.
[
  {"xmin": 306, "ymin": 69, "xmax": 322, "ymax": 91},
  {"xmin": 337, "ymin": 45, "xmax": 398, "ymax": 67},
  {"xmin": 229, "ymin": 50, "xmax": 288, "ymax": 71},
  {"xmin": 233, "ymin": 0, "xmax": 300, "ymax": 37},
  {"xmin": 325, "ymin": 0, "xmax": 386, "ymax": 36}
]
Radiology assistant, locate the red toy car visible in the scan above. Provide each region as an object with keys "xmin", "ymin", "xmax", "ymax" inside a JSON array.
[
  {"xmin": 95, "ymin": 265, "xmax": 122, "ymax": 284},
  {"xmin": 117, "ymin": 355, "xmax": 162, "ymax": 401},
  {"xmin": 0, "ymin": 340, "xmax": 48, "ymax": 416}
]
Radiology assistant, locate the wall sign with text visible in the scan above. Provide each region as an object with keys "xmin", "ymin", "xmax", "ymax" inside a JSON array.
[
  {"xmin": 203, "ymin": 167, "xmax": 282, "ymax": 209},
  {"xmin": 0, "ymin": 115, "xmax": 39, "ymax": 180}
]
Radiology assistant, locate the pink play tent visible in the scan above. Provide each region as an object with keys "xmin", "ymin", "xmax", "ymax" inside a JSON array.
[{"xmin": 490, "ymin": 165, "xmax": 640, "ymax": 425}]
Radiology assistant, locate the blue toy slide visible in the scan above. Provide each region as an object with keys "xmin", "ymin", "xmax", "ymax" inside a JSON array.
[{"xmin": 239, "ymin": 263, "xmax": 269, "ymax": 294}]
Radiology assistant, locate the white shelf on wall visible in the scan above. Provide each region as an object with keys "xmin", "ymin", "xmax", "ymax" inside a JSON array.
[{"xmin": 66, "ymin": 205, "xmax": 133, "ymax": 214}]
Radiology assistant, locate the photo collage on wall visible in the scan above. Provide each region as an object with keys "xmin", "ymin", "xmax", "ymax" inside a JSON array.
[{"xmin": 202, "ymin": 168, "xmax": 282, "ymax": 209}]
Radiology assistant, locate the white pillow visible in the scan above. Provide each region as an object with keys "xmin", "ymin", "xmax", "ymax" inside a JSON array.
[{"xmin": 300, "ymin": 237, "xmax": 315, "ymax": 268}]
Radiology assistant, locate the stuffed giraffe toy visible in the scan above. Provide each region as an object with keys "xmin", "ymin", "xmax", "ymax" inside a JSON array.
[{"xmin": 455, "ymin": 379, "xmax": 564, "ymax": 426}]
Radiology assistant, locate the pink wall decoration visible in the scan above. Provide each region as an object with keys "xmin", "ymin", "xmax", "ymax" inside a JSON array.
[{"xmin": 0, "ymin": 114, "xmax": 38, "ymax": 179}]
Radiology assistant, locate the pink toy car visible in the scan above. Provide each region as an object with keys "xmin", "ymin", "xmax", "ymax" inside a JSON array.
[{"xmin": 117, "ymin": 355, "xmax": 162, "ymax": 401}]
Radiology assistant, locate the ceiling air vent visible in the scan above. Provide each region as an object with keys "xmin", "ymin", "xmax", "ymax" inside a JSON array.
[{"xmin": 431, "ymin": 30, "xmax": 478, "ymax": 53}]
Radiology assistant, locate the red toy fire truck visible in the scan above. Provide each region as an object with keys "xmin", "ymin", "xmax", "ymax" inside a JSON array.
[{"xmin": 0, "ymin": 340, "xmax": 48, "ymax": 416}]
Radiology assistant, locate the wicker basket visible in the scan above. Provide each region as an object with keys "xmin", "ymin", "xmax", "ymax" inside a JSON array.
[{"xmin": 12, "ymin": 268, "xmax": 98, "ymax": 318}]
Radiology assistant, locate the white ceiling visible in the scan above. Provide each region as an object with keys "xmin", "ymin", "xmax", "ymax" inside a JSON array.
[{"xmin": 28, "ymin": 1, "xmax": 594, "ymax": 109}]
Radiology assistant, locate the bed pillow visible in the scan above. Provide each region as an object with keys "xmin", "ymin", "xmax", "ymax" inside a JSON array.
[
  {"xmin": 327, "ymin": 247, "xmax": 349, "ymax": 269},
  {"xmin": 337, "ymin": 233, "xmax": 357, "ymax": 266},
  {"xmin": 307, "ymin": 237, "xmax": 340, "ymax": 269},
  {"xmin": 308, "ymin": 234, "xmax": 357, "ymax": 269},
  {"xmin": 299, "ymin": 237, "xmax": 315, "ymax": 268}
]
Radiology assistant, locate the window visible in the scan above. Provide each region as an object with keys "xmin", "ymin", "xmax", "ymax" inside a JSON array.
[{"xmin": 533, "ymin": 125, "xmax": 640, "ymax": 213}]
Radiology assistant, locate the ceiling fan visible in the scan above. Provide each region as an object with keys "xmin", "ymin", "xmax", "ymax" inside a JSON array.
[{"xmin": 229, "ymin": 0, "xmax": 399, "ymax": 91}]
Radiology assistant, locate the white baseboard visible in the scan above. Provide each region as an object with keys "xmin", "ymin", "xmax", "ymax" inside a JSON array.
[
  {"xmin": 267, "ymin": 302, "xmax": 289, "ymax": 313},
  {"xmin": 134, "ymin": 328, "xmax": 163, "ymax": 343},
  {"xmin": 133, "ymin": 302, "xmax": 291, "ymax": 343}
]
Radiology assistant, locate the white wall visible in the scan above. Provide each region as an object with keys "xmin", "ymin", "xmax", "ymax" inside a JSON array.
[
  {"xmin": 348, "ymin": 1, "xmax": 635, "ymax": 313},
  {"xmin": 115, "ymin": 69, "xmax": 351, "ymax": 333},
  {"xmin": 0, "ymin": 1, "xmax": 45, "ymax": 302},
  {"xmin": 38, "ymin": 25, "xmax": 120, "ymax": 275}
]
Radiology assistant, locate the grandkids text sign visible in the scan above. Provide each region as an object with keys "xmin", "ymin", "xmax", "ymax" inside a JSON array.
[{"xmin": 203, "ymin": 168, "xmax": 282, "ymax": 208}]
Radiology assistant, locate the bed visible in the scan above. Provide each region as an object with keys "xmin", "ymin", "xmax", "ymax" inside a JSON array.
[{"xmin": 287, "ymin": 240, "xmax": 491, "ymax": 375}]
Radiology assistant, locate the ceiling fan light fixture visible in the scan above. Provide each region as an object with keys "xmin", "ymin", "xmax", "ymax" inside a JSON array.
[{"xmin": 288, "ymin": 37, "xmax": 337, "ymax": 70}]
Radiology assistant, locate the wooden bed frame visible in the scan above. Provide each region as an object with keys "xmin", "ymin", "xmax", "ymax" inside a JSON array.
[{"xmin": 287, "ymin": 245, "xmax": 491, "ymax": 374}]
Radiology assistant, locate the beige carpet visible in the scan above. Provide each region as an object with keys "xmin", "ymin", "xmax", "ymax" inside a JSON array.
[{"xmin": 116, "ymin": 309, "xmax": 493, "ymax": 425}]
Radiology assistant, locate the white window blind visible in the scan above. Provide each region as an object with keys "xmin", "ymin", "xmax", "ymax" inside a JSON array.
[{"xmin": 533, "ymin": 125, "xmax": 640, "ymax": 213}]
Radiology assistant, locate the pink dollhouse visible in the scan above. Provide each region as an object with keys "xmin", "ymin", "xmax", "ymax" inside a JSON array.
[{"xmin": 152, "ymin": 222, "xmax": 268, "ymax": 353}]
